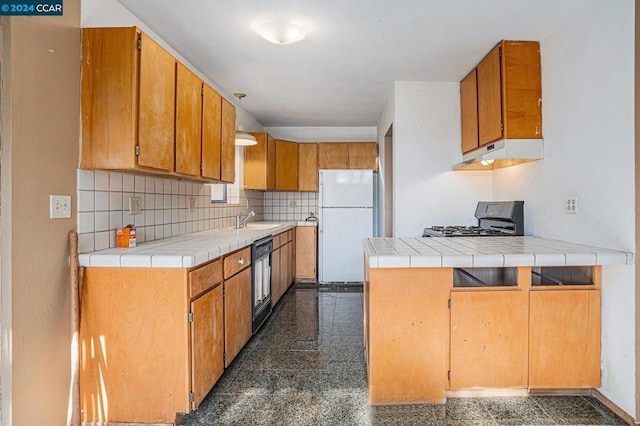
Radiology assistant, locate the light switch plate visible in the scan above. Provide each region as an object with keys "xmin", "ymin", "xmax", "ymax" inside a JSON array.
[
  {"xmin": 188, "ymin": 197, "xmax": 196, "ymax": 212},
  {"xmin": 50, "ymin": 195, "xmax": 71, "ymax": 219},
  {"xmin": 129, "ymin": 196, "xmax": 142, "ymax": 215}
]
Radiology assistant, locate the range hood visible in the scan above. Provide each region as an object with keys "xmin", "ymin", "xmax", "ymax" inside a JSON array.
[{"xmin": 453, "ymin": 139, "xmax": 544, "ymax": 171}]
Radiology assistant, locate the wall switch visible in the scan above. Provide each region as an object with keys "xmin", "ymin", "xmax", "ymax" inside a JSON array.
[
  {"xmin": 289, "ymin": 200, "xmax": 297, "ymax": 207},
  {"xmin": 129, "ymin": 196, "xmax": 142, "ymax": 215},
  {"xmin": 188, "ymin": 197, "xmax": 196, "ymax": 212},
  {"xmin": 565, "ymin": 196, "xmax": 578, "ymax": 214},
  {"xmin": 50, "ymin": 195, "xmax": 71, "ymax": 219}
]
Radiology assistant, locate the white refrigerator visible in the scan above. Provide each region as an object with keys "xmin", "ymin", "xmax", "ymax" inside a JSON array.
[{"xmin": 318, "ymin": 169, "xmax": 374, "ymax": 283}]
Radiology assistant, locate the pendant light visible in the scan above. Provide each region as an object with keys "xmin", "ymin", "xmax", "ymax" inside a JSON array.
[{"xmin": 233, "ymin": 93, "xmax": 257, "ymax": 146}]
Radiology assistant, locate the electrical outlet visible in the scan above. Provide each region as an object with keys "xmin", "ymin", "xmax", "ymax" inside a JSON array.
[
  {"xmin": 50, "ymin": 195, "xmax": 71, "ymax": 219},
  {"xmin": 289, "ymin": 200, "xmax": 297, "ymax": 207},
  {"xmin": 188, "ymin": 197, "xmax": 196, "ymax": 212},
  {"xmin": 129, "ymin": 196, "xmax": 143, "ymax": 215},
  {"xmin": 565, "ymin": 196, "xmax": 578, "ymax": 214}
]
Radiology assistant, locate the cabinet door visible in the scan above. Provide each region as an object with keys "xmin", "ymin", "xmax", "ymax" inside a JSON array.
[
  {"xmin": 318, "ymin": 143, "xmax": 348, "ymax": 169},
  {"xmin": 460, "ymin": 69, "xmax": 479, "ymax": 154},
  {"xmin": 450, "ymin": 291, "xmax": 528, "ymax": 389},
  {"xmin": 267, "ymin": 134, "xmax": 276, "ymax": 190},
  {"xmin": 502, "ymin": 41, "xmax": 542, "ymax": 139},
  {"xmin": 202, "ymin": 84, "xmax": 222, "ymax": 180},
  {"xmin": 295, "ymin": 227, "xmax": 317, "ymax": 279},
  {"xmin": 275, "ymin": 140, "xmax": 299, "ymax": 191},
  {"xmin": 190, "ymin": 285, "xmax": 224, "ymax": 408},
  {"xmin": 81, "ymin": 27, "xmax": 138, "ymax": 170},
  {"xmin": 220, "ymin": 97, "xmax": 236, "ymax": 183},
  {"xmin": 271, "ymin": 247, "xmax": 282, "ymax": 305},
  {"xmin": 529, "ymin": 290, "xmax": 601, "ymax": 388},
  {"xmin": 244, "ymin": 133, "xmax": 268, "ymax": 190},
  {"xmin": 477, "ymin": 44, "xmax": 503, "ymax": 146},
  {"xmin": 224, "ymin": 267, "xmax": 252, "ymax": 367},
  {"xmin": 138, "ymin": 32, "xmax": 176, "ymax": 172},
  {"xmin": 348, "ymin": 142, "xmax": 378, "ymax": 171},
  {"xmin": 280, "ymin": 242, "xmax": 290, "ymax": 294},
  {"xmin": 298, "ymin": 143, "xmax": 318, "ymax": 191},
  {"xmin": 175, "ymin": 63, "xmax": 202, "ymax": 177}
]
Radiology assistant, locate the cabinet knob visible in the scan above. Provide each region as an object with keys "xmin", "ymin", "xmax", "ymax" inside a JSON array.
[{"xmin": 238, "ymin": 258, "xmax": 244, "ymax": 265}]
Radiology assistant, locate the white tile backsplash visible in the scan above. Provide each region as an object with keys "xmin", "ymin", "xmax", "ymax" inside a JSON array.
[
  {"xmin": 263, "ymin": 191, "xmax": 318, "ymax": 222},
  {"xmin": 77, "ymin": 169, "xmax": 265, "ymax": 253}
]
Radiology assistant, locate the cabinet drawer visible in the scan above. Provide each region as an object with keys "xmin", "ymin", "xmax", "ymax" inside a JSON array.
[
  {"xmin": 224, "ymin": 247, "xmax": 251, "ymax": 279},
  {"xmin": 274, "ymin": 232, "xmax": 285, "ymax": 249},
  {"xmin": 189, "ymin": 259, "xmax": 222, "ymax": 299}
]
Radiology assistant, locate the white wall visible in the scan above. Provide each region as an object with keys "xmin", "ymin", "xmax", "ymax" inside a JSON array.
[
  {"xmin": 264, "ymin": 126, "xmax": 377, "ymax": 142},
  {"xmin": 389, "ymin": 82, "xmax": 492, "ymax": 236},
  {"xmin": 81, "ymin": 0, "xmax": 263, "ymax": 132},
  {"xmin": 493, "ymin": 0, "xmax": 636, "ymax": 415}
]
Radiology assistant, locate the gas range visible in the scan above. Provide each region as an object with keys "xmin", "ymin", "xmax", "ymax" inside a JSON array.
[{"xmin": 422, "ymin": 201, "xmax": 524, "ymax": 237}]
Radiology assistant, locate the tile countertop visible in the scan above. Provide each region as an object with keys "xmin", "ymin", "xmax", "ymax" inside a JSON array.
[
  {"xmin": 79, "ymin": 221, "xmax": 317, "ymax": 268},
  {"xmin": 363, "ymin": 237, "xmax": 634, "ymax": 268}
]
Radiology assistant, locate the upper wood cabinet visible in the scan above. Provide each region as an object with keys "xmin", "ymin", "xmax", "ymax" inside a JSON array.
[
  {"xmin": 175, "ymin": 63, "xmax": 203, "ymax": 177},
  {"xmin": 220, "ymin": 97, "xmax": 236, "ymax": 183},
  {"xmin": 201, "ymin": 84, "xmax": 222, "ymax": 181},
  {"xmin": 318, "ymin": 143, "xmax": 348, "ymax": 169},
  {"xmin": 243, "ymin": 139, "xmax": 377, "ymax": 192},
  {"xmin": 244, "ymin": 133, "xmax": 276, "ymax": 190},
  {"xmin": 348, "ymin": 142, "xmax": 378, "ymax": 171},
  {"xmin": 81, "ymin": 27, "xmax": 176, "ymax": 172},
  {"xmin": 462, "ymin": 40, "xmax": 542, "ymax": 152},
  {"xmin": 298, "ymin": 143, "xmax": 318, "ymax": 191},
  {"xmin": 460, "ymin": 69, "xmax": 479, "ymax": 154},
  {"xmin": 275, "ymin": 140, "xmax": 299, "ymax": 191}
]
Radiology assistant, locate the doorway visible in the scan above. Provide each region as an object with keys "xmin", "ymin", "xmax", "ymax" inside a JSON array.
[{"xmin": 383, "ymin": 125, "xmax": 393, "ymax": 237}]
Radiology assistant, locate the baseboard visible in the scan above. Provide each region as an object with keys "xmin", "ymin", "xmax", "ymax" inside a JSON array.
[
  {"xmin": 446, "ymin": 388, "xmax": 529, "ymax": 398},
  {"xmin": 529, "ymin": 388, "xmax": 591, "ymax": 396},
  {"xmin": 591, "ymin": 389, "xmax": 636, "ymax": 426}
]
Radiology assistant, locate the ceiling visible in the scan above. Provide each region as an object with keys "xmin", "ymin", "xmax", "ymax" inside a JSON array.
[{"xmin": 118, "ymin": 0, "xmax": 588, "ymax": 127}]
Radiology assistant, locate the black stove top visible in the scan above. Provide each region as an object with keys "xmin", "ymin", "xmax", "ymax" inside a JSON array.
[{"xmin": 422, "ymin": 201, "xmax": 524, "ymax": 238}]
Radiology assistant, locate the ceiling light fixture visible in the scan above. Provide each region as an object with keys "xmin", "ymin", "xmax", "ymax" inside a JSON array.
[
  {"xmin": 233, "ymin": 93, "xmax": 257, "ymax": 146},
  {"xmin": 256, "ymin": 20, "xmax": 306, "ymax": 45}
]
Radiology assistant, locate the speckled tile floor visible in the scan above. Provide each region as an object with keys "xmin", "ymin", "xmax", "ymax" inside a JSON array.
[{"xmin": 180, "ymin": 284, "xmax": 628, "ymax": 426}]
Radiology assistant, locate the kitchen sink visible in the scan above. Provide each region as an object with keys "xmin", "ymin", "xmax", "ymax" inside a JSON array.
[{"xmin": 244, "ymin": 223, "xmax": 284, "ymax": 230}]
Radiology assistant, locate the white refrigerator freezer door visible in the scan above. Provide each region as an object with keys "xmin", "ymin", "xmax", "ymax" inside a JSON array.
[
  {"xmin": 320, "ymin": 207, "xmax": 372, "ymax": 282},
  {"xmin": 320, "ymin": 170, "xmax": 373, "ymax": 208}
]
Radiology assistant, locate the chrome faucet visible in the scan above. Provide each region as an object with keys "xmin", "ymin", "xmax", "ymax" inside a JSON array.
[{"xmin": 235, "ymin": 210, "xmax": 255, "ymax": 229}]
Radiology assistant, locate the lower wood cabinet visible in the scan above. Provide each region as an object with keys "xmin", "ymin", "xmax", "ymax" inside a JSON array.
[
  {"xmin": 190, "ymin": 284, "xmax": 224, "ymax": 407},
  {"xmin": 81, "ymin": 268, "xmax": 192, "ymax": 423},
  {"xmin": 79, "ymin": 243, "xmax": 261, "ymax": 423},
  {"xmin": 222, "ymin": 246, "xmax": 252, "ymax": 367},
  {"xmin": 272, "ymin": 230, "xmax": 296, "ymax": 305},
  {"xmin": 295, "ymin": 226, "xmax": 317, "ymax": 279},
  {"xmin": 529, "ymin": 289, "xmax": 601, "ymax": 388},
  {"xmin": 271, "ymin": 245, "xmax": 283, "ymax": 305},
  {"xmin": 223, "ymin": 266, "xmax": 252, "ymax": 367},
  {"xmin": 449, "ymin": 290, "xmax": 528, "ymax": 389}
]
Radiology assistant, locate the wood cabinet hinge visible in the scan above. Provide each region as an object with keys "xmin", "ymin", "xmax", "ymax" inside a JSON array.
[
  {"xmin": 500, "ymin": 123, "xmax": 504, "ymax": 132},
  {"xmin": 498, "ymin": 46, "xmax": 502, "ymax": 57},
  {"xmin": 448, "ymin": 371, "xmax": 451, "ymax": 381},
  {"xmin": 135, "ymin": 145, "xmax": 140, "ymax": 156},
  {"xmin": 223, "ymin": 352, "xmax": 226, "ymax": 363},
  {"xmin": 137, "ymin": 38, "xmax": 142, "ymax": 50},
  {"xmin": 189, "ymin": 391, "xmax": 195, "ymax": 403},
  {"xmin": 201, "ymin": 86, "xmax": 204, "ymax": 95},
  {"xmin": 200, "ymin": 162, "xmax": 203, "ymax": 171},
  {"xmin": 188, "ymin": 312, "xmax": 194, "ymax": 323},
  {"xmin": 448, "ymin": 299, "xmax": 451, "ymax": 309}
]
